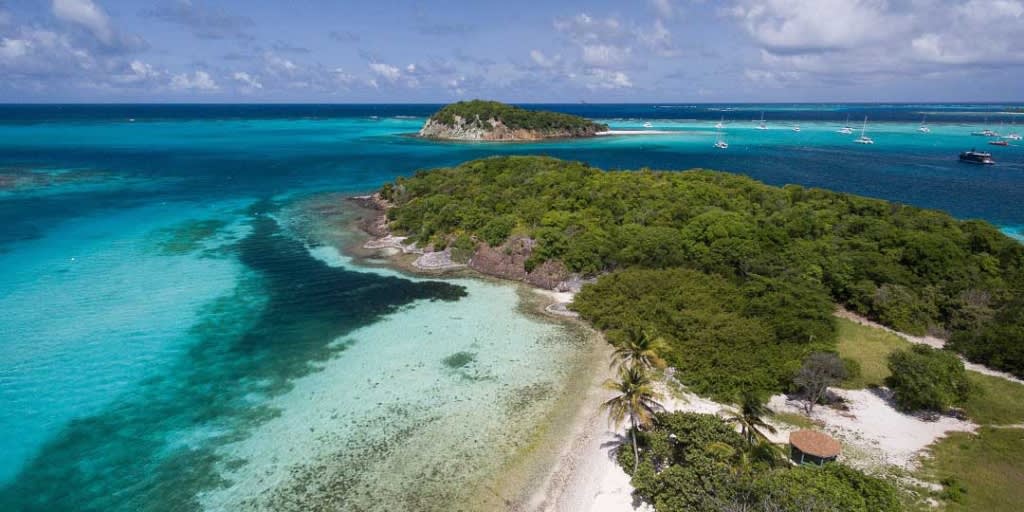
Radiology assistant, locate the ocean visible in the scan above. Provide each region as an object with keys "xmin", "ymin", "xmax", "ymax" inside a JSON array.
[{"xmin": 0, "ymin": 103, "xmax": 1022, "ymax": 511}]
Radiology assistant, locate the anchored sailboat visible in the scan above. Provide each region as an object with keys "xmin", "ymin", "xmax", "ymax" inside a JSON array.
[
  {"xmin": 838, "ymin": 115, "xmax": 854, "ymax": 134},
  {"xmin": 854, "ymin": 117, "xmax": 874, "ymax": 144},
  {"xmin": 1005, "ymin": 119, "xmax": 1021, "ymax": 141},
  {"xmin": 757, "ymin": 112, "xmax": 767, "ymax": 130},
  {"xmin": 714, "ymin": 133, "xmax": 728, "ymax": 149},
  {"xmin": 715, "ymin": 116, "xmax": 725, "ymax": 129},
  {"xmin": 918, "ymin": 115, "xmax": 930, "ymax": 133}
]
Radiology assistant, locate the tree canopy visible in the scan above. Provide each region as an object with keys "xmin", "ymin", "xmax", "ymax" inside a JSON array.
[
  {"xmin": 381, "ymin": 156, "xmax": 1024, "ymax": 394},
  {"xmin": 426, "ymin": 100, "xmax": 607, "ymax": 134}
]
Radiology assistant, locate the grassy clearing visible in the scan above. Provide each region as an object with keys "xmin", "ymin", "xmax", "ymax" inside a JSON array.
[
  {"xmin": 835, "ymin": 318, "xmax": 913, "ymax": 389},
  {"xmin": 915, "ymin": 427, "xmax": 1024, "ymax": 512},
  {"xmin": 962, "ymin": 372, "xmax": 1024, "ymax": 425},
  {"xmin": 834, "ymin": 317, "xmax": 1024, "ymax": 509},
  {"xmin": 772, "ymin": 411, "xmax": 819, "ymax": 429}
]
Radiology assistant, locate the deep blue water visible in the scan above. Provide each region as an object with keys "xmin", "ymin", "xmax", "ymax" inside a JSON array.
[{"xmin": 0, "ymin": 103, "xmax": 1022, "ymax": 511}]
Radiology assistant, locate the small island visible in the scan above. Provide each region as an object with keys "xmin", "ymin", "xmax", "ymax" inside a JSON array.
[{"xmin": 418, "ymin": 100, "xmax": 609, "ymax": 141}]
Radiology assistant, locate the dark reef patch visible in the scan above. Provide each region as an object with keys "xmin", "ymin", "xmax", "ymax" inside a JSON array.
[{"xmin": 0, "ymin": 199, "xmax": 466, "ymax": 512}]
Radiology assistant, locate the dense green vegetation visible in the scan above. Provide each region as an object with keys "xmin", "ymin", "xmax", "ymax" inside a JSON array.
[
  {"xmin": 916, "ymin": 428, "xmax": 1024, "ymax": 512},
  {"xmin": 575, "ymin": 268, "xmax": 834, "ymax": 399},
  {"xmin": 426, "ymin": 100, "xmax": 607, "ymax": 134},
  {"xmin": 381, "ymin": 156, "xmax": 1024, "ymax": 395},
  {"xmin": 621, "ymin": 411, "xmax": 902, "ymax": 512},
  {"xmin": 885, "ymin": 345, "xmax": 971, "ymax": 413}
]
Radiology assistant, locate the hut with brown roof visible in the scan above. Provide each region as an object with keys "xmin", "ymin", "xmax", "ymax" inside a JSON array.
[{"xmin": 789, "ymin": 430, "xmax": 841, "ymax": 465}]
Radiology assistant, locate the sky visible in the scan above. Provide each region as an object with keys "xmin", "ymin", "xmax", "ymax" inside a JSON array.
[{"xmin": 1, "ymin": 0, "xmax": 1022, "ymax": 103}]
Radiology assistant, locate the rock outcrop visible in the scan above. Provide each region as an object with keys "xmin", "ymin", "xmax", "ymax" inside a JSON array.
[
  {"xmin": 419, "ymin": 115, "xmax": 604, "ymax": 141},
  {"xmin": 468, "ymin": 236, "xmax": 570, "ymax": 289}
]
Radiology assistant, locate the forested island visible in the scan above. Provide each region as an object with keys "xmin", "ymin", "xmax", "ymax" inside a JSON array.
[
  {"xmin": 418, "ymin": 100, "xmax": 608, "ymax": 140},
  {"xmin": 377, "ymin": 156, "xmax": 1024, "ymax": 400}
]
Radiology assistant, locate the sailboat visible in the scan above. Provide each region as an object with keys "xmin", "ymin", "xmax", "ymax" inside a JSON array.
[
  {"xmin": 854, "ymin": 117, "xmax": 874, "ymax": 144},
  {"xmin": 918, "ymin": 115, "xmax": 930, "ymax": 133},
  {"xmin": 756, "ymin": 112, "xmax": 767, "ymax": 130},
  {"xmin": 1005, "ymin": 119, "xmax": 1021, "ymax": 141},
  {"xmin": 643, "ymin": 121, "xmax": 653, "ymax": 128},
  {"xmin": 714, "ymin": 132, "xmax": 728, "ymax": 149},
  {"xmin": 792, "ymin": 123, "xmax": 801, "ymax": 132},
  {"xmin": 715, "ymin": 116, "xmax": 725, "ymax": 129},
  {"xmin": 838, "ymin": 115, "xmax": 854, "ymax": 134}
]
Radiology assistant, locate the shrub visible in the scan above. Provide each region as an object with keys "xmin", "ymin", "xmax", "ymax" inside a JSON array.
[{"xmin": 885, "ymin": 345, "xmax": 971, "ymax": 412}]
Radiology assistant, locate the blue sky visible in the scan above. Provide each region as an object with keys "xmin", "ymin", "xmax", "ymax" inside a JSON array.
[{"xmin": 1, "ymin": 0, "xmax": 1022, "ymax": 102}]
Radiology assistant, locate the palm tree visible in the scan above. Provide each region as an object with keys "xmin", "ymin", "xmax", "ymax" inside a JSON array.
[
  {"xmin": 603, "ymin": 365, "xmax": 665, "ymax": 473},
  {"xmin": 724, "ymin": 392, "xmax": 778, "ymax": 447},
  {"xmin": 610, "ymin": 329, "xmax": 669, "ymax": 371}
]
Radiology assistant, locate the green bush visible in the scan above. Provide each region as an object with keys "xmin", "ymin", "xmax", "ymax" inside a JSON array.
[{"xmin": 885, "ymin": 345, "xmax": 971, "ymax": 412}]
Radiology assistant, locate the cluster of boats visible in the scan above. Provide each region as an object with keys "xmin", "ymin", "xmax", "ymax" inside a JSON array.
[{"xmin": 703, "ymin": 113, "xmax": 1018, "ymax": 164}]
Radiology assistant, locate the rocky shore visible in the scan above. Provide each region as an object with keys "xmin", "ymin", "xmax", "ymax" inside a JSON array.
[{"xmin": 347, "ymin": 193, "xmax": 589, "ymax": 294}]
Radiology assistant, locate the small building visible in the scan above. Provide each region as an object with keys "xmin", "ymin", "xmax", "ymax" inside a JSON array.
[{"xmin": 789, "ymin": 430, "xmax": 841, "ymax": 466}]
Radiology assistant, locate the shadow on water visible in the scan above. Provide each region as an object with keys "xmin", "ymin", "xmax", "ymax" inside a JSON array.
[{"xmin": 0, "ymin": 199, "xmax": 466, "ymax": 512}]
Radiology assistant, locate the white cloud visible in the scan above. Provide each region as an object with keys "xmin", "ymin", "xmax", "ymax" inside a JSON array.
[
  {"xmin": 638, "ymin": 19, "xmax": 675, "ymax": 56},
  {"xmin": 232, "ymin": 71, "xmax": 263, "ymax": 90},
  {"xmin": 263, "ymin": 52, "xmax": 298, "ymax": 74},
  {"xmin": 529, "ymin": 49, "xmax": 561, "ymax": 68},
  {"xmin": 368, "ymin": 62, "xmax": 401, "ymax": 81},
  {"xmin": 0, "ymin": 28, "xmax": 95, "ymax": 75},
  {"xmin": 583, "ymin": 69, "xmax": 633, "ymax": 89},
  {"xmin": 52, "ymin": 0, "xmax": 114, "ymax": 44},
  {"xmin": 581, "ymin": 44, "xmax": 630, "ymax": 67},
  {"xmin": 110, "ymin": 59, "xmax": 161, "ymax": 84},
  {"xmin": 650, "ymin": 0, "xmax": 675, "ymax": 19},
  {"xmin": 170, "ymin": 70, "xmax": 218, "ymax": 91},
  {"xmin": 730, "ymin": 0, "xmax": 909, "ymax": 53},
  {"xmin": 731, "ymin": 0, "xmax": 1024, "ymax": 88},
  {"xmin": 0, "ymin": 37, "xmax": 30, "ymax": 59}
]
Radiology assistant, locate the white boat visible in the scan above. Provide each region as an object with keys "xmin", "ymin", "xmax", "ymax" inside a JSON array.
[
  {"xmin": 792, "ymin": 124, "xmax": 801, "ymax": 132},
  {"xmin": 838, "ymin": 115, "xmax": 853, "ymax": 134},
  {"xmin": 714, "ymin": 133, "xmax": 728, "ymax": 149},
  {"xmin": 971, "ymin": 117, "xmax": 998, "ymax": 137},
  {"xmin": 715, "ymin": 116, "xmax": 725, "ymax": 129},
  {"xmin": 1005, "ymin": 119, "xmax": 1021, "ymax": 140},
  {"xmin": 643, "ymin": 122, "xmax": 653, "ymax": 128},
  {"xmin": 918, "ymin": 115, "xmax": 930, "ymax": 133},
  {"xmin": 756, "ymin": 112, "xmax": 767, "ymax": 130},
  {"xmin": 854, "ymin": 116, "xmax": 874, "ymax": 144}
]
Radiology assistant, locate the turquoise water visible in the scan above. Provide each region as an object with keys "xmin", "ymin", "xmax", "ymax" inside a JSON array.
[{"xmin": 0, "ymin": 104, "xmax": 1022, "ymax": 510}]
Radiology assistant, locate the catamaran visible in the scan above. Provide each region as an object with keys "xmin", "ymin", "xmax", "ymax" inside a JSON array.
[
  {"xmin": 918, "ymin": 115, "xmax": 930, "ymax": 133},
  {"xmin": 838, "ymin": 115, "xmax": 854, "ymax": 134},
  {"xmin": 1005, "ymin": 119, "xmax": 1021, "ymax": 140},
  {"xmin": 972, "ymin": 117, "xmax": 998, "ymax": 137},
  {"xmin": 714, "ymin": 133, "xmax": 728, "ymax": 149},
  {"xmin": 715, "ymin": 116, "xmax": 725, "ymax": 129},
  {"xmin": 854, "ymin": 117, "xmax": 874, "ymax": 144},
  {"xmin": 792, "ymin": 123, "xmax": 801, "ymax": 132},
  {"xmin": 756, "ymin": 112, "xmax": 767, "ymax": 130}
]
